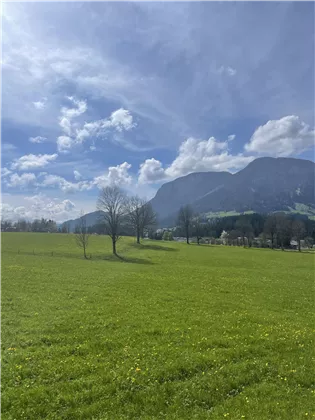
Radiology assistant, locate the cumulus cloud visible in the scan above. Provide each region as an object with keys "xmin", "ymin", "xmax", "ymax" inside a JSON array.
[
  {"xmin": 218, "ymin": 66, "xmax": 237, "ymax": 76},
  {"xmin": 1, "ymin": 194, "xmax": 78, "ymax": 222},
  {"xmin": 32, "ymin": 98, "xmax": 47, "ymax": 110},
  {"xmin": 0, "ymin": 203, "xmax": 25, "ymax": 221},
  {"xmin": 75, "ymin": 108, "xmax": 136, "ymax": 144},
  {"xmin": 57, "ymin": 136, "xmax": 73, "ymax": 152},
  {"xmin": 92, "ymin": 162, "xmax": 132, "ymax": 189},
  {"xmin": 138, "ymin": 158, "xmax": 166, "ymax": 184},
  {"xmin": 11, "ymin": 153, "xmax": 58, "ymax": 170},
  {"xmin": 244, "ymin": 115, "xmax": 315, "ymax": 157},
  {"xmin": 40, "ymin": 174, "xmax": 90, "ymax": 194},
  {"xmin": 1, "ymin": 167, "xmax": 12, "ymax": 177},
  {"xmin": 73, "ymin": 170, "xmax": 82, "ymax": 180},
  {"xmin": 59, "ymin": 117, "xmax": 72, "ymax": 136},
  {"xmin": 106, "ymin": 108, "xmax": 136, "ymax": 132},
  {"xmin": 5, "ymin": 157, "xmax": 133, "ymax": 194},
  {"xmin": 29, "ymin": 136, "xmax": 48, "ymax": 143},
  {"xmin": 57, "ymin": 97, "xmax": 87, "ymax": 145},
  {"xmin": 138, "ymin": 137, "xmax": 254, "ymax": 184},
  {"xmin": 228, "ymin": 134, "xmax": 236, "ymax": 142},
  {"xmin": 61, "ymin": 97, "xmax": 87, "ymax": 119},
  {"xmin": 57, "ymin": 96, "xmax": 135, "ymax": 152},
  {"xmin": 24, "ymin": 195, "xmax": 77, "ymax": 221},
  {"xmin": 6, "ymin": 173, "xmax": 37, "ymax": 188}
]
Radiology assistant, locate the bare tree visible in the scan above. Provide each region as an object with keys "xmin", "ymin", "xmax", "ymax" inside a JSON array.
[
  {"xmin": 74, "ymin": 212, "xmax": 90, "ymax": 259},
  {"xmin": 235, "ymin": 217, "xmax": 253, "ymax": 248},
  {"xmin": 97, "ymin": 186, "xmax": 127, "ymax": 255},
  {"xmin": 192, "ymin": 215, "xmax": 203, "ymax": 245},
  {"xmin": 126, "ymin": 196, "xmax": 157, "ymax": 244},
  {"xmin": 292, "ymin": 220, "xmax": 306, "ymax": 252},
  {"xmin": 275, "ymin": 213, "xmax": 290, "ymax": 251},
  {"xmin": 264, "ymin": 215, "xmax": 277, "ymax": 248},
  {"xmin": 305, "ymin": 236, "xmax": 314, "ymax": 249},
  {"xmin": 229, "ymin": 229, "xmax": 241, "ymax": 246},
  {"xmin": 141, "ymin": 201, "xmax": 157, "ymax": 239},
  {"xmin": 177, "ymin": 205, "xmax": 194, "ymax": 244}
]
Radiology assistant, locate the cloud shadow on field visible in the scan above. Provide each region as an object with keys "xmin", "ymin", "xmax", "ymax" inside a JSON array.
[{"xmin": 130, "ymin": 243, "xmax": 178, "ymax": 252}]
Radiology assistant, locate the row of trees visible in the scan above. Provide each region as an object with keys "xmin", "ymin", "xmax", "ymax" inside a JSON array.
[
  {"xmin": 174, "ymin": 205, "xmax": 313, "ymax": 251},
  {"xmin": 1, "ymin": 218, "xmax": 58, "ymax": 233},
  {"xmin": 75, "ymin": 186, "xmax": 157, "ymax": 257}
]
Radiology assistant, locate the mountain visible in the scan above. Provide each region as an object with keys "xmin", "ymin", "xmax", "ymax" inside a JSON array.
[
  {"xmin": 149, "ymin": 157, "xmax": 315, "ymax": 226},
  {"xmin": 62, "ymin": 210, "xmax": 104, "ymax": 232},
  {"xmin": 149, "ymin": 171, "xmax": 232, "ymax": 220}
]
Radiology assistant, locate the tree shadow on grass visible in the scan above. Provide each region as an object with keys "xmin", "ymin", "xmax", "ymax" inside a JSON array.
[
  {"xmin": 130, "ymin": 243, "xmax": 178, "ymax": 252},
  {"xmin": 5, "ymin": 249, "xmax": 153, "ymax": 264},
  {"xmin": 90, "ymin": 253, "xmax": 154, "ymax": 265},
  {"xmin": 114, "ymin": 254, "xmax": 154, "ymax": 265}
]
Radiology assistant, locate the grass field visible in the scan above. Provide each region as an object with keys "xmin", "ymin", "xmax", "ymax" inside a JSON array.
[{"xmin": 2, "ymin": 232, "xmax": 315, "ymax": 419}]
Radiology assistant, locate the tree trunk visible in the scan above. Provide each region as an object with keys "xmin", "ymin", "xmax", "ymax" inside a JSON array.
[
  {"xmin": 112, "ymin": 239, "xmax": 117, "ymax": 255},
  {"xmin": 186, "ymin": 228, "xmax": 189, "ymax": 244},
  {"xmin": 197, "ymin": 237, "xmax": 200, "ymax": 245},
  {"xmin": 298, "ymin": 239, "xmax": 301, "ymax": 252},
  {"xmin": 136, "ymin": 231, "xmax": 140, "ymax": 244},
  {"xmin": 243, "ymin": 236, "xmax": 246, "ymax": 248},
  {"xmin": 83, "ymin": 245, "xmax": 87, "ymax": 259}
]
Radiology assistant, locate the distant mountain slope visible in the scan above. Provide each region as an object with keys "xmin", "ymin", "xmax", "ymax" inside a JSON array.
[
  {"xmin": 149, "ymin": 171, "xmax": 232, "ymax": 220},
  {"xmin": 150, "ymin": 157, "xmax": 315, "ymax": 226},
  {"xmin": 62, "ymin": 210, "xmax": 104, "ymax": 232}
]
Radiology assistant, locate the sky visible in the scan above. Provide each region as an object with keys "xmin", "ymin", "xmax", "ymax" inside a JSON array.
[{"xmin": 1, "ymin": 1, "xmax": 314, "ymax": 222}]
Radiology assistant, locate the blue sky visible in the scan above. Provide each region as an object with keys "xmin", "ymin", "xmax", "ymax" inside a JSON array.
[{"xmin": 1, "ymin": 2, "xmax": 314, "ymax": 222}]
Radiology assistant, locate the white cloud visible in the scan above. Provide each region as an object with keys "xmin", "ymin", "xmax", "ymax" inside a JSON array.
[
  {"xmin": 138, "ymin": 137, "xmax": 254, "ymax": 183},
  {"xmin": 244, "ymin": 115, "xmax": 315, "ymax": 157},
  {"xmin": 4, "ymin": 159, "xmax": 133, "ymax": 194},
  {"xmin": 165, "ymin": 137, "xmax": 252, "ymax": 178},
  {"xmin": 56, "ymin": 96, "xmax": 135, "ymax": 152},
  {"xmin": 1, "ymin": 167, "xmax": 12, "ymax": 177},
  {"xmin": 73, "ymin": 170, "xmax": 82, "ymax": 181},
  {"xmin": 138, "ymin": 158, "xmax": 166, "ymax": 184},
  {"xmin": 11, "ymin": 153, "xmax": 58, "ymax": 171},
  {"xmin": 218, "ymin": 66, "xmax": 237, "ymax": 76},
  {"xmin": 29, "ymin": 136, "xmax": 48, "ymax": 143},
  {"xmin": 57, "ymin": 97, "xmax": 88, "ymax": 141},
  {"xmin": 32, "ymin": 97, "xmax": 47, "ymax": 110},
  {"xmin": 75, "ymin": 108, "xmax": 135, "ymax": 145},
  {"xmin": 59, "ymin": 117, "xmax": 72, "ymax": 136},
  {"xmin": 7, "ymin": 173, "xmax": 37, "ymax": 188},
  {"xmin": 106, "ymin": 108, "xmax": 136, "ymax": 132},
  {"xmin": 57, "ymin": 136, "xmax": 73, "ymax": 152},
  {"xmin": 1, "ymin": 194, "xmax": 78, "ymax": 222},
  {"xmin": 42, "ymin": 162, "xmax": 132, "ymax": 192},
  {"xmin": 61, "ymin": 97, "xmax": 87, "ymax": 119},
  {"xmin": 0, "ymin": 203, "xmax": 24, "ymax": 221},
  {"xmin": 227, "ymin": 134, "xmax": 236, "ymax": 142},
  {"xmin": 40, "ymin": 174, "xmax": 90, "ymax": 194},
  {"xmin": 92, "ymin": 162, "xmax": 132, "ymax": 189}
]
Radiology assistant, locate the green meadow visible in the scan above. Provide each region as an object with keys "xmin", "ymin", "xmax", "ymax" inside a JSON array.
[{"xmin": 2, "ymin": 233, "xmax": 315, "ymax": 419}]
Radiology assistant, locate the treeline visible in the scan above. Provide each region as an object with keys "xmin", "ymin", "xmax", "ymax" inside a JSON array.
[
  {"xmin": 1, "ymin": 218, "xmax": 58, "ymax": 233},
  {"xmin": 154, "ymin": 207, "xmax": 315, "ymax": 251}
]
